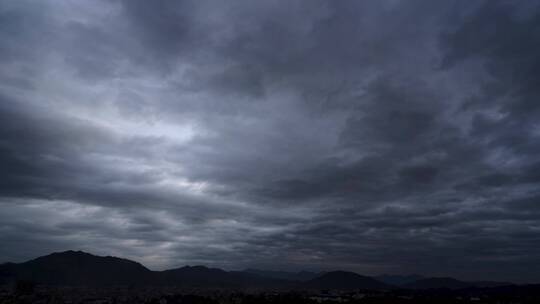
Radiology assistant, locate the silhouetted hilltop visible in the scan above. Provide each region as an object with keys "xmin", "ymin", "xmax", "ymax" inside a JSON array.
[
  {"xmin": 158, "ymin": 265, "xmax": 283, "ymax": 288},
  {"xmin": 0, "ymin": 251, "xmax": 522, "ymax": 291},
  {"xmin": 0, "ymin": 250, "xmax": 152, "ymax": 286},
  {"xmin": 243, "ymin": 269, "xmax": 319, "ymax": 281},
  {"xmin": 375, "ymin": 274, "xmax": 425, "ymax": 286},
  {"xmin": 403, "ymin": 277, "xmax": 473, "ymax": 290},
  {"xmin": 402, "ymin": 276, "xmax": 515, "ymax": 290},
  {"xmin": 301, "ymin": 271, "xmax": 391, "ymax": 290},
  {"xmin": 0, "ymin": 251, "xmax": 284, "ymax": 288},
  {"xmin": 469, "ymin": 280, "xmax": 514, "ymax": 288}
]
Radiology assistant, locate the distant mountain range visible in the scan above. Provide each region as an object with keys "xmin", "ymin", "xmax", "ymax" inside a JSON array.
[
  {"xmin": 243, "ymin": 268, "xmax": 320, "ymax": 281},
  {"xmin": 403, "ymin": 277, "xmax": 474, "ymax": 290},
  {"xmin": 301, "ymin": 271, "xmax": 391, "ymax": 290},
  {"xmin": 403, "ymin": 277, "xmax": 514, "ymax": 290},
  {"xmin": 0, "ymin": 251, "xmax": 515, "ymax": 290},
  {"xmin": 374, "ymin": 274, "xmax": 425, "ymax": 286}
]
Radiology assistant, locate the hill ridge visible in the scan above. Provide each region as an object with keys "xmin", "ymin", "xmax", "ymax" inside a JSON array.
[{"xmin": 0, "ymin": 250, "xmax": 517, "ymax": 290}]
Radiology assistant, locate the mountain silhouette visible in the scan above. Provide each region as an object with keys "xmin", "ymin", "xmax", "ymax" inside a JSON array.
[
  {"xmin": 301, "ymin": 271, "xmax": 391, "ymax": 290},
  {"xmin": 0, "ymin": 250, "xmax": 152, "ymax": 286},
  {"xmin": 158, "ymin": 265, "xmax": 282, "ymax": 288},
  {"xmin": 0, "ymin": 251, "xmax": 519, "ymax": 290},
  {"xmin": 375, "ymin": 274, "xmax": 425, "ymax": 286},
  {"xmin": 243, "ymin": 269, "xmax": 319, "ymax": 281},
  {"xmin": 0, "ymin": 251, "xmax": 282, "ymax": 288},
  {"xmin": 471, "ymin": 280, "xmax": 514, "ymax": 288},
  {"xmin": 403, "ymin": 277, "xmax": 473, "ymax": 290},
  {"xmin": 402, "ymin": 277, "xmax": 514, "ymax": 290}
]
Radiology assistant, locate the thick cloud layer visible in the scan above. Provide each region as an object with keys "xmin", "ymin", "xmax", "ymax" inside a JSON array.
[{"xmin": 1, "ymin": 0, "xmax": 540, "ymax": 283}]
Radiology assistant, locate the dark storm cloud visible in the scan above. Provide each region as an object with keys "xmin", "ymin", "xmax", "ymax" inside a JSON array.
[{"xmin": 1, "ymin": 0, "xmax": 540, "ymax": 283}]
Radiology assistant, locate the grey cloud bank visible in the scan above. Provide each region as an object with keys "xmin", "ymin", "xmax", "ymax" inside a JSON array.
[{"xmin": 1, "ymin": 0, "xmax": 540, "ymax": 283}]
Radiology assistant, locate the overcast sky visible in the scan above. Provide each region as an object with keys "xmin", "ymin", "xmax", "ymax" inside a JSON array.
[{"xmin": 1, "ymin": 0, "xmax": 540, "ymax": 283}]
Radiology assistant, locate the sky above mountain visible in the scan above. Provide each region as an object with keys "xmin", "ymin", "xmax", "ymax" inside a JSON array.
[{"xmin": 1, "ymin": 0, "xmax": 540, "ymax": 283}]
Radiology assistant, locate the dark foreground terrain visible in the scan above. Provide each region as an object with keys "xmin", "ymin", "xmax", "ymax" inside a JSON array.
[
  {"xmin": 2, "ymin": 284, "xmax": 540, "ymax": 304},
  {"xmin": 1, "ymin": 251, "xmax": 539, "ymax": 303}
]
